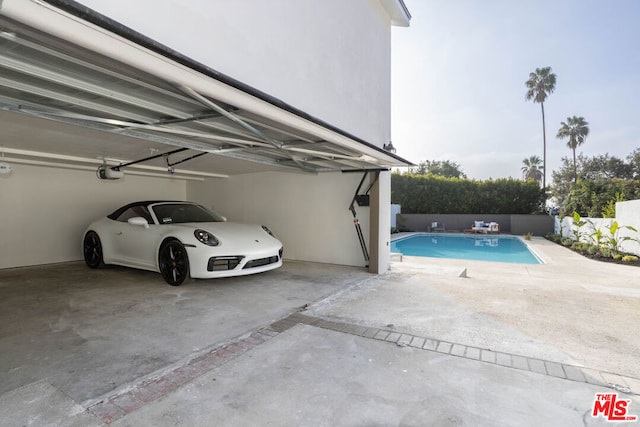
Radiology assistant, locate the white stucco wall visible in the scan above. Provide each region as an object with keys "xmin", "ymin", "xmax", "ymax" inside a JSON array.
[
  {"xmin": 187, "ymin": 172, "xmax": 371, "ymax": 267},
  {"xmin": 76, "ymin": 0, "xmax": 392, "ymax": 147},
  {"xmin": 617, "ymin": 200, "xmax": 640, "ymax": 256},
  {"xmin": 390, "ymin": 204, "xmax": 401, "ymax": 228},
  {"xmin": 557, "ymin": 216, "xmax": 616, "ymax": 243},
  {"xmin": 0, "ymin": 164, "xmax": 186, "ymax": 269},
  {"xmin": 369, "ymin": 171, "xmax": 391, "ymax": 273},
  {"xmin": 554, "ymin": 202, "xmax": 640, "ymax": 256}
]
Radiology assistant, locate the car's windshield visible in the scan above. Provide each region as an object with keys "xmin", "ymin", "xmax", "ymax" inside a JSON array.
[{"xmin": 152, "ymin": 203, "xmax": 225, "ymax": 224}]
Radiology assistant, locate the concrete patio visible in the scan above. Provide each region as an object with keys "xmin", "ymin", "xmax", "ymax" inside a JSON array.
[{"xmin": 1, "ymin": 237, "xmax": 639, "ymax": 426}]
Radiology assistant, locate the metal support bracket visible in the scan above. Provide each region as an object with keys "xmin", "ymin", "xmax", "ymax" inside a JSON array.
[{"xmin": 348, "ymin": 171, "xmax": 380, "ymax": 265}]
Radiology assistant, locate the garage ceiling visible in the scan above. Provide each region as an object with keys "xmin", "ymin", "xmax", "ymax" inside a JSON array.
[{"xmin": 0, "ymin": 5, "xmax": 410, "ymax": 179}]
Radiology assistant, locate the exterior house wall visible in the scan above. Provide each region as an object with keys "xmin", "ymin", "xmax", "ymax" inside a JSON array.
[
  {"xmin": 369, "ymin": 171, "xmax": 391, "ymax": 272},
  {"xmin": 0, "ymin": 163, "xmax": 186, "ymax": 269},
  {"xmin": 76, "ymin": 0, "xmax": 392, "ymax": 147}
]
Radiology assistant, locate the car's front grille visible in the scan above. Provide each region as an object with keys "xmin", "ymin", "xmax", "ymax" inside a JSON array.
[
  {"xmin": 208, "ymin": 256, "xmax": 244, "ymax": 271},
  {"xmin": 243, "ymin": 255, "xmax": 279, "ymax": 269}
]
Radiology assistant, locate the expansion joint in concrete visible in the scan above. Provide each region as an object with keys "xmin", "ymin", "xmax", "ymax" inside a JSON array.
[
  {"xmin": 292, "ymin": 313, "xmax": 640, "ymax": 398},
  {"xmin": 86, "ymin": 311, "xmax": 639, "ymax": 424}
]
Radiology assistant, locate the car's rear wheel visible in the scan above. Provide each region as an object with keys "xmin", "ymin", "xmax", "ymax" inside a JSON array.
[
  {"xmin": 83, "ymin": 231, "xmax": 104, "ymax": 268},
  {"xmin": 159, "ymin": 240, "xmax": 190, "ymax": 286}
]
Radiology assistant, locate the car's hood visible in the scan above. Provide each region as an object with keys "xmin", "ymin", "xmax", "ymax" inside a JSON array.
[{"xmin": 168, "ymin": 222, "xmax": 280, "ymax": 247}]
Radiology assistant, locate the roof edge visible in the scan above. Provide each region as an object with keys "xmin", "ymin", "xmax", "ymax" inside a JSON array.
[
  {"xmin": 35, "ymin": 0, "xmax": 413, "ymax": 166},
  {"xmin": 379, "ymin": 0, "xmax": 411, "ymax": 27}
]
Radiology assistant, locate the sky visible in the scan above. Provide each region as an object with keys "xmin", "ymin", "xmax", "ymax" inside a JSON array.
[{"xmin": 390, "ymin": 0, "xmax": 640, "ymax": 182}]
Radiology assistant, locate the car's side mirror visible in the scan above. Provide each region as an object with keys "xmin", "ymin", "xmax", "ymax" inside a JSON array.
[{"xmin": 128, "ymin": 216, "xmax": 149, "ymax": 229}]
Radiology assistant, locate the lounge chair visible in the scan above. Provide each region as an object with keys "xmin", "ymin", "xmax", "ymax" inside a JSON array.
[{"xmin": 467, "ymin": 221, "xmax": 500, "ymax": 234}]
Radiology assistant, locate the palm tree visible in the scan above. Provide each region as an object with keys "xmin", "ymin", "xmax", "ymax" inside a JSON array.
[
  {"xmin": 525, "ymin": 66, "xmax": 557, "ymax": 189},
  {"xmin": 556, "ymin": 116, "xmax": 590, "ymax": 183},
  {"xmin": 521, "ymin": 155, "xmax": 543, "ymax": 184}
]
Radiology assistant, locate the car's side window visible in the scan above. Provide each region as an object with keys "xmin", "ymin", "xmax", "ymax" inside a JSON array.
[{"xmin": 115, "ymin": 206, "xmax": 153, "ymax": 223}]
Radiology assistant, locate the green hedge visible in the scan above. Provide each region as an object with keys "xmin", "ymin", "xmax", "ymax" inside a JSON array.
[{"xmin": 391, "ymin": 173, "xmax": 546, "ymax": 214}]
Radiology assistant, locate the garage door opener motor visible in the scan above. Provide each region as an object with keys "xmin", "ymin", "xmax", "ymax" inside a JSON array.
[{"xmin": 96, "ymin": 161, "xmax": 124, "ymax": 180}]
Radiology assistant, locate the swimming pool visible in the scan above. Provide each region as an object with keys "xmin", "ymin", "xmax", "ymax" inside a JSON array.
[{"xmin": 391, "ymin": 234, "xmax": 542, "ymax": 264}]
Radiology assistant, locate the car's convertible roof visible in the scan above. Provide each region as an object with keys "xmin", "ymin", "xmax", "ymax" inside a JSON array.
[{"xmin": 107, "ymin": 200, "xmax": 192, "ymax": 220}]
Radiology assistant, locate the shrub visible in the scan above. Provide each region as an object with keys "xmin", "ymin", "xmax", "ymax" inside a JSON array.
[
  {"xmin": 545, "ymin": 224, "xmax": 638, "ymax": 266},
  {"xmin": 599, "ymin": 247, "xmax": 612, "ymax": 258},
  {"xmin": 396, "ymin": 214, "xmax": 410, "ymax": 232},
  {"xmin": 545, "ymin": 233, "xmax": 561, "ymax": 243},
  {"xmin": 571, "ymin": 242, "xmax": 597, "ymax": 254}
]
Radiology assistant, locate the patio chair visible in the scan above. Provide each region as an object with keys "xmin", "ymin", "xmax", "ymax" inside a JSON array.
[
  {"xmin": 431, "ymin": 221, "xmax": 445, "ymax": 232},
  {"xmin": 488, "ymin": 222, "xmax": 500, "ymax": 234}
]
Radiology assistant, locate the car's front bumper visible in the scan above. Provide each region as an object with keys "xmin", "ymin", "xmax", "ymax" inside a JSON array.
[{"xmin": 186, "ymin": 246, "xmax": 283, "ymax": 279}]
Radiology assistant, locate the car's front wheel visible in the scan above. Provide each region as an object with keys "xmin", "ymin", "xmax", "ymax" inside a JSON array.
[
  {"xmin": 83, "ymin": 231, "xmax": 104, "ymax": 269},
  {"xmin": 159, "ymin": 240, "xmax": 190, "ymax": 286}
]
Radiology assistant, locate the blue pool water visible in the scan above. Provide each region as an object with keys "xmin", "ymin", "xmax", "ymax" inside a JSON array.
[{"xmin": 391, "ymin": 234, "xmax": 542, "ymax": 264}]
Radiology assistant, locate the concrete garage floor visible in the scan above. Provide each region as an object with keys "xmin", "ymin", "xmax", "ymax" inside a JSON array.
[
  {"xmin": 1, "ymin": 238, "xmax": 639, "ymax": 426},
  {"xmin": 0, "ymin": 262, "xmax": 366, "ymax": 408}
]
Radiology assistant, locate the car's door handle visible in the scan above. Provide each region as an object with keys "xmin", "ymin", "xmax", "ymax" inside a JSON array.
[{"xmin": 116, "ymin": 231, "xmax": 123, "ymax": 235}]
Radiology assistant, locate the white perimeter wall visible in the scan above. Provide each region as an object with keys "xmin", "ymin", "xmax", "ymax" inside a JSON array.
[
  {"xmin": 554, "ymin": 199, "xmax": 640, "ymax": 256},
  {"xmin": 76, "ymin": 0, "xmax": 392, "ymax": 147},
  {"xmin": 617, "ymin": 200, "xmax": 640, "ymax": 255},
  {"xmin": 187, "ymin": 172, "xmax": 370, "ymax": 267},
  {"xmin": 0, "ymin": 164, "xmax": 186, "ymax": 269},
  {"xmin": 390, "ymin": 204, "xmax": 401, "ymax": 228}
]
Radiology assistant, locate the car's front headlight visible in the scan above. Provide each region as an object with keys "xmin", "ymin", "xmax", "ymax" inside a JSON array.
[
  {"xmin": 261, "ymin": 225, "xmax": 275, "ymax": 237},
  {"xmin": 194, "ymin": 229, "xmax": 220, "ymax": 246}
]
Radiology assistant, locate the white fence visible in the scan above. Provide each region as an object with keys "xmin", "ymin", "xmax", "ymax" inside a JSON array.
[
  {"xmin": 554, "ymin": 199, "xmax": 640, "ymax": 256},
  {"xmin": 391, "ymin": 204, "xmax": 401, "ymax": 228}
]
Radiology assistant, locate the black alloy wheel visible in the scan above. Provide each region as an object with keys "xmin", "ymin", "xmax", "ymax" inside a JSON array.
[
  {"xmin": 83, "ymin": 231, "xmax": 104, "ymax": 268},
  {"xmin": 159, "ymin": 240, "xmax": 190, "ymax": 286}
]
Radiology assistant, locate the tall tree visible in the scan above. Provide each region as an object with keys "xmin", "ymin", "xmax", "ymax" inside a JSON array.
[
  {"xmin": 521, "ymin": 155, "xmax": 543, "ymax": 184},
  {"xmin": 551, "ymin": 150, "xmax": 639, "ymax": 212},
  {"xmin": 411, "ymin": 160, "xmax": 467, "ymax": 178},
  {"xmin": 627, "ymin": 148, "xmax": 640, "ymax": 179},
  {"xmin": 525, "ymin": 66, "xmax": 557, "ymax": 189},
  {"xmin": 556, "ymin": 116, "xmax": 590, "ymax": 183}
]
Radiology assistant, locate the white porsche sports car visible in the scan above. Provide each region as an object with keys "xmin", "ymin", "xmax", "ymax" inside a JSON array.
[{"xmin": 83, "ymin": 201, "xmax": 283, "ymax": 286}]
